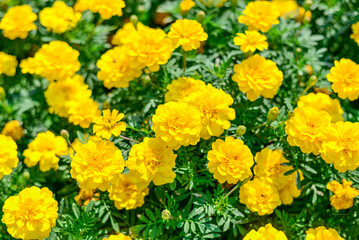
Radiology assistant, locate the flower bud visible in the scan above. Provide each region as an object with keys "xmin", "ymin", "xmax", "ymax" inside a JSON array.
[
  {"xmin": 267, "ymin": 107, "xmax": 279, "ymax": 123},
  {"xmin": 196, "ymin": 10, "xmax": 206, "ymax": 23},
  {"xmin": 236, "ymin": 125, "xmax": 246, "ymax": 137},
  {"xmin": 161, "ymin": 209, "xmax": 171, "ymax": 220},
  {"xmin": 305, "ymin": 65, "xmax": 313, "ymax": 76},
  {"xmin": 308, "ymin": 75, "xmax": 317, "ymax": 88},
  {"xmin": 103, "ymin": 101, "xmax": 111, "ymax": 110},
  {"xmin": 23, "ymin": 171, "xmax": 30, "ymax": 181},
  {"xmin": 0, "ymin": 86, "xmax": 5, "ymax": 101},
  {"xmin": 296, "ymin": 47, "xmax": 302, "ymax": 54},
  {"xmin": 60, "ymin": 129, "xmax": 70, "ymax": 141},
  {"xmin": 130, "ymin": 15, "xmax": 138, "ymax": 28}
]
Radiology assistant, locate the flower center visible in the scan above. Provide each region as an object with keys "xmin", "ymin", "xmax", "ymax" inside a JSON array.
[{"xmin": 88, "ymin": 153, "xmax": 104, "ymax": 171}]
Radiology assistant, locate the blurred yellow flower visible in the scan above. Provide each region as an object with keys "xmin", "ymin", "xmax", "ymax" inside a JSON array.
[
  {"xmin": 164, "ymin": 77, "xmax": 206, "ymax": 102},
  {"xmin": 278, "ymin": 170, "xmax": 302, "ymax": 205},
  {"xmin": 0, "ymin": 52, "xmax": 18, "ymax": 77},
  {"xmin": 93, "ymin": 109, "xmax": 126, "ymax": 139},
  {"xmin": 39, "ymin": 1, "xmax": 81, "ymax": 34},
  {"xmin": 0, "ymin": 5, "xmax": 37, "ymax": 40},
  {"xmin": 327, "ymin": 179, "xmax": 359, "ymax": 210},
  {"xmin": 1, "ymin": 186, "xmax": 58, "ymax": 240},
  {"xmin": 238, "ymin": 1, "xmax": 280, "ymax": 32},
  {"xmin": 126, "ymin": 138, "xmax": 177, "ymax": 185},
  {"xmin": 67, "ymin": 98, "xmax": 101, "ymax": 128},
  {"xmin": 180, "ymin": 0, "xmax": 195, "ymax": 13},
  {"xmin": 305, "ymin": 226, "xmax": 344, "ymax": 240},
  {"xmin": 272, "ymin": 0, "xmax": 298, "ymax": 18},
  {"xmin": 207, "ymin": 137, "xmax": 254, "ymax": 184},
  {"xmin": 326, "ymin": 58, "xmax": 359, "ymax": 101},
  {"xmin": 88, "ymin": 0, "xmax": 126, "ymax": 19},
  {"xmin": 23, "ymin": 131, "xmax": 68, "ymax": 172},
  {"xmin": 1, "ymin": 120, "xmax": 24, "ymax": 141},
  {"xmin": 70, "ymin": 139, "xmax": 125, "ymax": 191},
  {"xmin": 168, "ymin": 19, "xmax": 208, "ymax": 51},
  {"xmin": 244, "ymin": 223, "xmax": 288, "ymax": 240},
  {"xmin": 233, "ymin": 31, "xmax": 268, "ymax": 53},
  {"xmin": 74, "ymin": 0, "xmax": 89, "ymax": 12},
  {"xmin": 112, "ymin": 22, "xmax": 138, "ymax": 46},
  {"xmin": 296, "ymin": 7, "xmax": 312, "ymax": 24},
  {"xmin": 350, "ymin": 22, "xmax": 359, "ymax": 46},
  {"xmin": 74, "ymin": 189, "xmax": 100, "ymax": 206},
  {"xmin": 199, "ymin": 0, "xmax": 227, "ymax": 7},
  {"xmin": 0, "ymin": 134, "xmax": 19, "ymax": 180},
  {"xmin": 232, "ymin": 54, "xmax": 283, "ymax": 101},
  {"xmin": 103, "ymin": 233, "xmax": 132, "ymax": 240}
]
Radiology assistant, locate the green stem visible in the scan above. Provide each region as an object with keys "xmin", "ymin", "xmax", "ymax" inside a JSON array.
[
  {"xmin": 119, "ymin": 135, "xmax": 139, "ymax": 143},
  {"xmin": 182, "ymin": 50, "xmax": 187, "ymax": 72},
  {"xmin": 251, "ymin": 122, "xmax": 267, "ymax": 131},
  {"xmin": 223, "ymin": 178, "xmax": 250, "ymax": 199}
]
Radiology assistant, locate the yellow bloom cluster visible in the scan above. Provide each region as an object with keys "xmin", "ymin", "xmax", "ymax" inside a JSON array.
[
  {"xmin": 1, "ymin": 186, "xmax": 58, "ymax": 240},
  {"xmin": 23, "ymin": 131, "xmax": 68, "ymax": 172},
  {"xmin": 103, "ymin": 233, "xmax": 132, "ymax": 240},
  {"xmin": 93, "ymin": 109, "xmax": 126, "ymax": 139},
  {"xmin": 39, "ymin": 1, "xmax": 81, "ymax": 34},
  {"xmin": 232, "ymin": 54, "xmax": 283, "ymax": 101},
  {"xmin": 70, "ymin": 139, "xmax": 125, "ymax": 191},
  {"xmin": 238, "ymin": 1, "xmax": 280, "ymax": 32},
  {"xmin": 180, "ymin": 0, "xmax": 195, "ymax": 13},
  {"xmin": 272, "ymin": 0, "xmax": 299, "ymax": 18},
  {"xmin": 0, "ymin": 52, "xmax": 18, "ymax": 77},
  {"xmin": 327, "ymin": 179, "xmax": 359, "ymax": 210},
  {"xmin": 111, "ymin": 22, "xmax": 137, "ymax": 46},
  {"xmin": 244, "ymin": 223, "xmax": 288, "ymax": 240},
  {"xmin": 350, "ymin": 21, "xmax": 359, "ymax": 46},
  {"xmin": 168, "ymin": 19, "xmax": 208, "ymax": 51},
  {"xmin": 327, "ymin": 58, "xmax": 359, "ymax": 101},
  {"xmin": 207, "ymin": 137, "xmax": 254, "ymax": 184},
  {"xmin": 164, "ymin": 77, "xmax": 206, "ymax": 102},
  {"xmin": 306, "ymin": 226, "xmax": 344, "ymax": 240},
  {"xmin": 126, "ymin": 138, "xmax": 177, "ymax": 185},
  {"xmin": 88, "ymin": 0, "xmax": 126, "ymax": 20},
  {"xmin": 0, "ymin": 134, "xmax": 19, "ymax": 180},
  {"xmin": 108, "ymin": 174, "xmax": 149, "ymax": 210},
  {"xmin": 233, "ymin": 31, "xmax": 268, "ymax": 53},
  {"xmin": 0, "ymin": 5, "xmax": 37, "ymax": 40},
  {"xmin": 20, "ymin": 41, "xmax": 81, "ymax": 82},
  {"xmin": 1, "ymin": 120, "xmax": 24, "ymax": 141}
]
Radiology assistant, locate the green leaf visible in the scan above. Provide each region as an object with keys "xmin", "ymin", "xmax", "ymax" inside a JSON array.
[
  {"xmin": 77, "ymin": 131, "xmax": 85, "ymax": 144},
  {"xmin": 72, "ymin": 202, "xmax": 80, "ymax": 219},
  {"xmin": 110, "ymin": 215, "xmax": 120, "ymax": 232},
  {"xmin": 284, "ymin": 169, "xmax": 296, "ymax": 176},
  {"xmin": 184, "ymin": 221, "xmax": 189, "ymax": 233},
  {"xmin": 145, "ymin": 209, "xmax": 156, "ymax": 221},
  {"xmin": 296, "ymin": 171, "xmax": 301, "ymax": 189}
]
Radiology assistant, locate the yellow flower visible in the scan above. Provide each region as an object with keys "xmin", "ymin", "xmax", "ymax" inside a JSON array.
[
  {"xmin": 112, "ymin": 22, "xmax": 138, "ymax": 46},
  {"xmin": 0, "ymin": 134, "xmax": 19, "ymax": 180},
  {"xmin": 152, "ymin": 102, "xmax": 202, "ymax": 150},
  {"xmin": 39, "ymin": 1, "xmax": 81, "ymax": 34},
  {"xmin": 180, "ymin": 0, "xmax": 195, "ymax": 13},
  {"xmin": 88, "ymin": 0, "xmax": 126, "ymax": 20},
  {"xmin": 0, "ymin": 52, "xmax": 18, "ymax": 77},
  {"xmin": 70, "ymin": 139, "xmax": 125, "ymax": 191},
  {"xmin": 74, "ymin": 0, "xmax": 90, "ymax": 12},
  {"xmin": 272, "ymin": 0, "xmax": 298, "ymax": 18},
  {"xmin": 297, "ymin": 92, "xmax": 344, "ymax": 122},
  {"xmin": 1, "ymin": 120, "xmax": 24, "ymax": 141},
  {"xmin": 327, "ymin": 179, "xmax": 359, "ymax": 210},
  {"xmin": 350, "ymin": 21, "xmax": 359, "ymax": 46},
  {"xmin": 96, "ymin": 46, "xmax": 143, "ymax": 89},
  {"xmin": 70, "ymin": 134, "xmax": 100, "ymax": 156},
  {"xmin": 164, "ymin": 77, "xmax": 206, "ymax": 102},
  {"xmin": 67, "ymin": 98, "xmax": 101, "ymax": 128},
  {"xmin": 183, "ymin": 84, "xmax": 235, "ymax": 139},
  {"xmin": 126, "ymin": 138, "xmax": 177, "ymax": 185},
  {"xmin": 296, "ymin": 7, "xmax": 312, "ymax": 24},
  {"xmin": 233, "ymin": 31, "xmax": 268, "ymax": 53},
  {"xmin": 232, "ymin": 54, "xmax": 283, "ymax": 101},
  {"xmin": 320, "ymin": 121, "xmax": 359, "ymax": 172},
  {"xmin": 278, "ymin": 170, "xmax": 302, "ymax": 205},
  {"xmin": 20, "ymin": 41, "xmax": 81, "ymax": 82},
  {"xmin": 45, "ymin": 75, "xmax": 92, "ymax": 117},
  {"xmin": 23, "ymin": 131, "xmax": 68, "ymax": 172},
  {"xmin": 207, "ymin": 137, "xmax": 254, "ymax": 184},
  {"xmin": 239, "ymin": 178, "xmax": 281, "ymax": 215},
  {"xmin": 108, "ymin": 174, "xmax": 149, "ymax": 210},
  {"xmin": 238, "ymin": 1, "xmax": 280, "ymax": 32},
  {"xmin": 306, "ymin": 226, "xmax": 344, "ymax": 240},
  {"xmin": 198, "ymin": 0, "xmax": 228, "ymax": 7},
  {"xmin": 103, "ymin": 233, "xmax": 132, "ymax": 240},
  {"xmin": 74, "ymin": 189, "xmax": 100, "ymax": 206},
  {"xmin": 93, "ymin": 109, "xmax": 127, "ymax": 139},
  {"xmin": 1, "ymin": 186, "xmax": 58, "ymax": 240},
  {"xmin": 326, "ymin": 58, "xmax": 359, "ymax": 101},
  {"xmin": 168, "ymin": 19, "xmax": 208, "ymax": 51},
  {"xmin": 285, "ymin": 107, "xmax": 331, "ymax": 155},
  {"xmin": 0, "ymin": 5, "xmax": 37, "ymax": 40},
  {"xmin": 244, "ymin": 223, "xmax": 288, "ymax": 240}
]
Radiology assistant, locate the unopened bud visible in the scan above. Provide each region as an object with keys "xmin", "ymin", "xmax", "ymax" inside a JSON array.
[
  {"xmin": 103, "ymin": 101, "xmax": 111, "ymax": 110},
  {"xmin": 236, "ymin": 125, "xmax": 246, "ymax": 137},
  {"xmin": 60, "ymin": 129, "xmax": 70, "ymax": 141},
  {"xmin": 161, "ymin": 209, "xmax": 171, "ymax": 220},
  {"xmin": 287, "ymin": 111, "xmax": 295, "ymax": 119},
  {"xmin": 296, "ymin": 47, "xmax": 302, "ymax": 54},
  {"xmin": 308, "ymin": 75, "xmax": 317, "ymax": 88},
  {"xmin": 0, "ymin": 86, "xmax": 5, "ymax": 101},
  {"xmin": 23, "ymin": 171, "xmax": 30, "ymax": 181},
  {"xmin": 267, "ymin": 107, "xmax": 279, "ymax": 123},
  {"xmin": 130, "ymin": 15, "xmax": 138, "ymax": 28},
  {"xmin": 196, "ymin": 11, "xmax": 206, "ymax": 23}
]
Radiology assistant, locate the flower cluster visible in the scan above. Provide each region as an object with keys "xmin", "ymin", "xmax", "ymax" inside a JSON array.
[
  {"xmin": 305, "ymin": 226, "xmax": 344, "ymax": 240},
  {"xmin": 244, "ymin": 223, "xmax": 288, "ymax": 240},
  {"xmin": 0, "ymin": 134, "xmax": 19, "ymax": 180},
  {"xmin": 327, "ymin": 179, "xmax": 359, "ymax": 210},
  {"xmin": 0, "ymin": 51, "xmax": 18, "ymax": 77}
]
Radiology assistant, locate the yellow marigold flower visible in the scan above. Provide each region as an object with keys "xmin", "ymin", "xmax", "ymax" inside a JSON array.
[
  {"xmin": 180, "ymin": 0, "xmax": 195, "ymax": 13},
  {"xmin": 296, "ymin": 7, "xmax": 312, "ymax": 24},
  {"xmin": 306, "ymin": 226, "xmax": 344, "ymax": 240},
  {"xmin": 70, "ymin": 134, "xmax": 100, "ymax": 156},
  {"xmin": 327, "ymin": 179, "xmax": 359, "ymax": 210},
  {"xmin": 112, "ymin": 22, "xmax": 137, "ymax": 46},
  {"xmin": 0, "ymin": 52, "xmax": 18, "ymax": 77},
  {"xmin": 74, "ymin": 189, "xmax": 100, "ymax": 206},
  {"xmin": 320, "ymin": 121, "xmax": 359, "ymax": 172},
  {"xmin": 1, "ymin": 120, "xmax": 24, "ymax": 141},
  {"xmin": 207, "ymin": 137, "xmax": 254, "ymax": 184},
  {"xmin": 168, "ymin": 19, "xmax": 208, "ymax": 51},
  {"xmin": 108, "ymin": 174, "xmax": 149, "ymax": 210},
  {"xmin": 45, "ymin": 75, "xmax": 92, "ymax": 117},
  {"xmin": 93, "ymin": 109, "xmax": 126, "ymax": 139},
  {"xmin": 70, "ymin": 139, "xmax": 125, "ymax": 191},
  {"xmin": 326, "ymin": 58, "xmax": 359, "ymax": 101},
  {"xmin": 1, "ymin": 186, "xmax": 58, "ymax": 240},
  {"xmin": 20, "ymin": 41, "xmax": 81, "ymax": 82},
  {"xmin": 164, "ymin": 77, "xmax": 206, "ymax": 102},
  {"xmin": 23, "ymin": 131, "xmax": 68, "ymax": 172},
  {"xmin": 0, "ymin": 134, "xmax": 19, "ymax": 180},
  {"xmin": 0, "ymin": 5, "xmax": 37, "ymax": 40},
  {"xmin": 233, "ymin": 31, "xmax": 268, "ymax": 53},
  {"xmin": 199, "ymin": 0, "xmax": 227, "ymax": 7},
  {"xmin": 238, "ymin": 1, "xmax": 280, "ymax": 32},
  {"xmin": 278, "ymin": 170, "xmax": 303, "ymax": 205},
  {"xmin": 232, "ymin": 54, "xmax": 283, "ymax": 101},
  {"xmin": 272, "ymin": 0, "xmax": 298, "ymax": 18},
  {"xmin": 285, "ymin": 107, "xmax": 331, "ymax": 155},
  {"xmin": 297, "ymin": 92, "xmax": 344, "ymax": 122},
  {"xmin": 103, "ymin": 233, "xmax": 132, "ymax": 240},
  {"xmin": 244, "ymin": 223, "xmax": 288, "ymax": 240},
  {"xmin": 39, "ymin": 1, "xmax": 81, "ymax": 34},
  {"xmin": 126, "ymin": 137, "xmax": 177, "ymax": 185},
  {"xmin": 152, "ymin": 102, "xmax": 202, "ymax": 150},
  {"xmin": 74, "ymin": 0, "xmax": 89, "ymax": 13},
  {"xmin": 350, "ymin": 22, "xmax": 359, "ymax": 46},
  {"xmin": 67, "ymin": 98, "xmax": 101, "ymax": 128},
  {"xmin": 87, "ymin": 0, "xmax": 126, "ymax": 19},
  {"xmin": 183, "ymin": 84, "xmax": 235, "ymax": 139},
  {"xmin": 239, "ymin": 178, "xmax": 281, "ymax": 215},
  {"xmin": 96, "ymin": 46, "xmax": 142, "ymax": 89}
]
